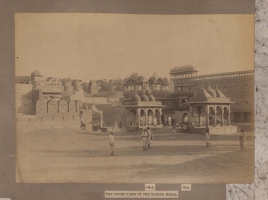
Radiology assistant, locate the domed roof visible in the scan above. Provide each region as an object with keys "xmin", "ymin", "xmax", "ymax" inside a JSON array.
[
  {"xmin": 148, "ymin": 92, "xmax": 156, "ymax": 101},
  {"xmin": 163, "ymin": 77, "xmax": 169, "ymax": 85},
  {"xmin": 206, "ymin": 84, "xmax": 217, "ymax": 97},
  {"xmin": 140, "ymin": 90, "xmax": 149, "ymax": 102},
  {"xmin": 123, "ymin": 78, "xmax": 128, "ymax": 84},
  {"xmin": 149, "ymin": 72, "xmax": 160, "ymax": 81},
  {"xmin": 131, "ymin": 91, "xmax": 141, "ymax": 101},
  {"xmin": 129, "ymin": 72, "xmax": 139, "ymax": 79}
]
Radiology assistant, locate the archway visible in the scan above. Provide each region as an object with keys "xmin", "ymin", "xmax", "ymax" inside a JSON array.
[
  {"xmin": 147, "ymin": 109, "xmax": 153, "ymax": 125},
  {"xmin": 161, "ymin": 114, "xmax": 165, "ymax": 125},
  {"xmin": 167, "ymin": 115, "xmax": 173, "ymax": 126},
  {"xmin": 140, "ymin": 109, "xmax": 145, "ymax": 126},
  {"xmin": 216, "ymin": 106, "xmax": 222, "ymax": 126},
  {"xmin": 209, "ymin": 107, "xmax": 214, "ymax": 126},
  {"xmin": 197, "ymin": 106, "xmax": 206, "ymax": 127},
  {"xmin": 183, "ymin": 113, "xmax": 189, "ymax": 124},
  {"xmin": 155, "ymin": 109, "xmax": 160, "ymax": 125},
  {"xmin": 223, "ymin": 107, "xmax": 228, "ymax": 125}
]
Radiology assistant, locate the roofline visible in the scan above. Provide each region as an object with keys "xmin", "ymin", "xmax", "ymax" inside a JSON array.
[
  {"xmin": 188, "ymin": 101, "xmax": 236, "ymax": 104},
  {"xmin": 169, "ymin": 70, "xmax": 198, "ymax": 74},
  {"xmin": 170, "ymin": 70, "xmax": 254, "ymax": 78}
]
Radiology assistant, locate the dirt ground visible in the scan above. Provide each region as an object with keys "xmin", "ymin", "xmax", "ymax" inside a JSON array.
[{"xmin": 16, "ymin": 127, "xmax": 254, "ymax": 184}]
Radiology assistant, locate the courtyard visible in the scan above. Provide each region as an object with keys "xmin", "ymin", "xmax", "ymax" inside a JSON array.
[{"xmin": 16, "ymin": 127, "xmax": 254, "ymax": 184}]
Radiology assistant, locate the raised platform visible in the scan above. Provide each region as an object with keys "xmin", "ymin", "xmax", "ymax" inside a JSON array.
[
  {"xmin": 194, "ymin": 126, "xmax": 238, "ymax": 135},
  {"xmin": 127, "ymin": 125, "xmax": 163, "ymax": 132}
]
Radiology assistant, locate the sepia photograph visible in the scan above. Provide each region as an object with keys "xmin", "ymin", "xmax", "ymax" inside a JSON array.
[{"xmin": 15, "ymin": 13, "xmax": 254, "ymax": 184}]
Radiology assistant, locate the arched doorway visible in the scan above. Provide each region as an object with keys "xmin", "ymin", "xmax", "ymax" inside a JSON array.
[
  {"xmin": 155, "ymin": 109, "xmax": 160, "ymax": 125},
  {"xmin": 167, "ymin": 115, "xmax": 172, "ymax": 126},
  {"xmin": 216, "ymin": 106, "xmax": 222, "ymax": 126},
  {"xmin": 183, "ymin": 113, "xmax": 189, "ymax": 124},
  {"xmin": 223, "ymin": 107, "xmax": 228, "ymax": 126},
  {"xmin": 147, "ymin": 109, "xmax": 153, "ymax": 125},
  {"xmin": 197, "ymin": 106, "xmax": 206, "ymax": 127},
  {"xmin": 140, "ymin": 109, "xmax": 145, "ymax": 126},
  {"xmin": 161, "ymin": 114, "xmax": 165, "ymax": 125},
  {"xmin": 209, "ymin": 107, "xmax": 214, "ymax": 126}
]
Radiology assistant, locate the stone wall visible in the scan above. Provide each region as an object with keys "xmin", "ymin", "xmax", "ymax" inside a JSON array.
[
  {"xmin": 193, "ymin": 76, "xmax": 254, "ymax": 123},
  {"xmin": 16, "ymin": 113, "xmax": 92, "ymax": 132},
  {"xmin": 15, "ymin": 84, "xmax": 33, "ymax": 114},
  {"xmin": 35, "ymin": 99, "xmax": 83, "ymax": 115}
]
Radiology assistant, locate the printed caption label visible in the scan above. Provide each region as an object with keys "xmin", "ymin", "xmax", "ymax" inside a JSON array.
[
  {"xmin": 145, "ymin": 184, "xmax": 155, "ymax": 191},
  {"xmin": 181, "ymin": 184, "xmax": 191, "ymax": 191},
  {"xmin": 105, "ymin": 191, "xmax": 179, "ymax": 198}
]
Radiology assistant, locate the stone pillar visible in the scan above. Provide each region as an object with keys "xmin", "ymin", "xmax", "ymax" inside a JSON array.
[
  {"xmin": 198, "ymin": 108, "xmax": 201, "ymax": 127},
  {"xmin": 228, "ymin": 105, "xmax": 231, "ymax": 126},
  {"xmin": 205, "ymin": 106, "xmax": 209, "ymax": 129},
  {"xmin": 126, "ymin": 109, "xmax": 129, "ymax": 127},
  {"xmin": 145, "ymin": 108, "xmax": 147, "ymax": 126},
  {"xmin": 221, "ymin": 105, "xmax": 224, "ymax": 126},
  {"xmin": 189, "ymin": 105, "xmax": 193, "ymax": 125},
  {"xmin": 100, "ymin": 111, "xmax": 103, "ymax": 128},
  {"xmin": 137, "ymin": 108, "xmax": 141, "ymax": 127},
  {"xmin": 214, "ymin": 105, "xmax": 216, "ymax": 127},
  {"xmin": 159, "ymin": 108, "xmax": 162, "ymax": 125}
]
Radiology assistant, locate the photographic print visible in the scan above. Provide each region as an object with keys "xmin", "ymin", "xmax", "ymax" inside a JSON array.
[{"xmin": 15, "ymin": 13, "xmax": 254, "ymax": 184}]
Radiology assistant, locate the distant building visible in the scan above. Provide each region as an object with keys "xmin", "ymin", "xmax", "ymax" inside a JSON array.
[
  {"xmin": 170, "ymin": 65, "xmax": 254, "ymax": 123},
  {"xmin": 88, "ymin": 80, "xmax": 101, "ymax": 95}
]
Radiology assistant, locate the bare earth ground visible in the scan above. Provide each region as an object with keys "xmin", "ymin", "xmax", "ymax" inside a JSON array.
[{"xmin": 16, "ymin": 127, "xmax": 254, "ymax": 184}]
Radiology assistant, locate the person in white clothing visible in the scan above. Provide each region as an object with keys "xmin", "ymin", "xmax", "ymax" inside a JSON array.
[
  {"xmin": 141, "ymin": 129, "xmax": 148, "ymax": 151},
  {"xmin": 147, "ymin": 127, "xmax": 153, "ymax": 149},
  {"xmin": 109, "ymin": 131, "xmax": 115, "ymax": 156}
]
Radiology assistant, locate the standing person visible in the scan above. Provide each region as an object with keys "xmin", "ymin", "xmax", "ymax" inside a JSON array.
[
  {"xmin": 141, "ymin": 129, "xmax": 148, "ymax": 151},
  {"xmin": 239, "ymin": 129, "xmax": 247, "ymax": 150},
  {"xmin": 153, "ymin": 116, "xmax": 157, "ymax": 126},
  {"xmin": 114, "ymin": 120, "xmax": 118, "ymax": 129},
  {"xmin": 147, "ymin": 127, "xmax": 153, "ymax": 149},
  {"xmin": 167, "ymin": 115, "xmax": 172, "ymax": 126},
  {"xmin": 205, "ymin": 128, "xmax": 210, "ymax": 147},
  {"xmin": 200, "ymin": 115, "xmax": 203, "ymax": 126},
  {"xmin": 109, "ymin": 131, "xmax": 115, "ymax": 156}
]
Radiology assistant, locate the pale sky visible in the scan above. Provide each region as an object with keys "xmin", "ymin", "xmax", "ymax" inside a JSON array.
[{"xmin": 15, "ymin": 13, "xmax": 254, "ymax": 81}]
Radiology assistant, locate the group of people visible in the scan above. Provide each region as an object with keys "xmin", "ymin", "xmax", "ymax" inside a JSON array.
[
  {"xmin": 204, "ymin": 128, "xmax": 247, "ymax": 150},
  {"xmin": 141, "ymin": 127, "xmax": 153, "ymax": 151},
  {"xmin": 107, "ymin": 126, "xmax": 247, "ymax": 156}
]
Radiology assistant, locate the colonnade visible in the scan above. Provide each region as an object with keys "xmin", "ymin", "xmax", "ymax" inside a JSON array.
[
  {"xmin": 190, "ymin": 105, "xmax": 231, "ymax": 127},
  {"xmin": 126, "ymin": 107, "xmax": 163, "ymax": 127}
]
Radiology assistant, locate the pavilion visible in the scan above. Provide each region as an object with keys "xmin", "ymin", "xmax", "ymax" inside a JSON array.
[
  {"xmin": 187, "ymin": 84, "xmax": 237, "ymax": 134},
  {"xmin": 122, "ymin": 89, "xmax": 165, "ymax": 132}
]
